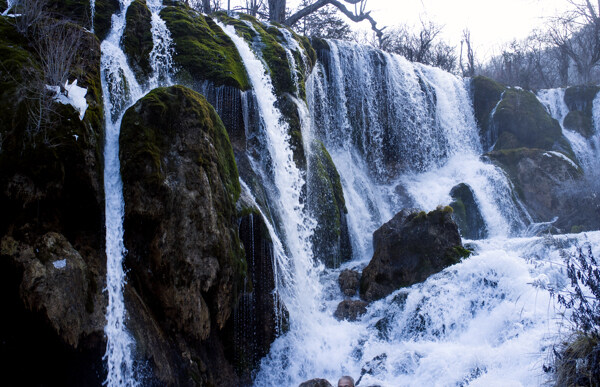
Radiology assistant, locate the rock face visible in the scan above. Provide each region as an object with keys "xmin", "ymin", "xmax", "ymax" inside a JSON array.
[
  {"xmin": 449, "ymin": 183, "xmax": 487, "ymax": 240},
  {"xmin": 360, "ymin": 207, "xmax": 469, "ymax": 302},
  {"xmin": 563, "ymin": 85, "xmax": 599, "ymax": 138},
  {"xmin": 299, "ymin": 379, "xmax": 334, "ymax": 387},
  {"xmin": 309, "ymin": 141, "xmax": 352, "ymax": 268},
  {"xmin": 120, "ymin": 85, "xmax": 248, "ymax": 385},
  {"xmin": 122, "ymin": 0, "xmax": 154, "ymax": 83},
  {"xmin": 334, "ymin": 300, "xmax": 369, "ymax": 321},
  {"xmin": 0, "ymin": 17, "xmax": 107, "ymax": 385},
  {"xmin": 339, "ymin": 269, "xmax": 360, "ymax": 297},
  {"xmin": 227, "ymin": 209, "xmax": 288, "ymax": 385}
]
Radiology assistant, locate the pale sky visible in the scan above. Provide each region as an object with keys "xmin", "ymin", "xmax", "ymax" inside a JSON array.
[{"xmin": 227, "ymin": 0, "xmax": 573, "ymax": 60}]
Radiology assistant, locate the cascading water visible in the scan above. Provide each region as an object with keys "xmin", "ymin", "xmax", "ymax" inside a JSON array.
[
  {"xmin": 538, "ymin": 88, "xmax": 600, "ymax": 172},
  {"xmin": 90, "ymin": 0, "xmax": 95, "ymax": 33},
  {"xmin": 101, "ymin": 0, "xmax": 173, "ymax": 384}
]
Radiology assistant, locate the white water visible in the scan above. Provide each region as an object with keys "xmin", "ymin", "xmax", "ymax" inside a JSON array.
[
  {"xmin": 90, "ymin": 0, "xmax": 95, "ymax": 33},
  {"xmin": 218, "ymin": 22, "xmax": 323, "ymax": 332},
  {"xmin": 537, "ymin": 88, "xmax": 600, "ymax": 172},
  {"xmin": 146, "ymin": 0, "xmax": 173, "ymax": 88},
  {"xmin": 101, "ymin": 0, "xmax": 172, "ymax": 385}
]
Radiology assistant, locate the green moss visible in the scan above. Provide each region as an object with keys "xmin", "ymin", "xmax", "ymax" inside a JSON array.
[
  {"xmin": 161, "ymin": 4, "xmax": 250, "ymax": 90},
  {"xmin": 570, "ymin": 225, "xmax": 585, "ymax": 234},
  {"xmin": 492, "ymin": 88, "xmax": 576, "ymax": 159},
  {"xmin": 0, "ymin": 0, "xmax": 7, "ymax": 12},
  {"xmin": 564, "ymin": 85, "xmax": 600, "ymax": 114},
  {"xmin": 120, "ymin": 85, "xmax": 240, "ymax": 201},
  {"xmin": 451, "ymin": 246, "xmax": 472, "ymax": 260},
  {"xmin": 123, "ymin": 0, "xmax": 153, "ymax": 82},
  {"xmin": 470, "ymin": 76, "xmax": 505, "ymax": 145},
  {"xmin": 94, "ymin": 0, "xmax": 120, "ymax": 41},
  {"xmin": 46, "ymin": 0, "xmax": 91, "ymax": 29}
]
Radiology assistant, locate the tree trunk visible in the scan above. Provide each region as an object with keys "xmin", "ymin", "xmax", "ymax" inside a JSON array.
[
  {"xmin": 268, "ymin": 0, "xmax": 286, "ymax": 23},
  {"xmin": 202, "ymin": 0, "xmax": 211, "ymax": 13}
]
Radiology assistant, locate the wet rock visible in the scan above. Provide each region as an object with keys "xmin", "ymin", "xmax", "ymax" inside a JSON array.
[
  {"xmin": 334, "ymin": 299, "xmax": 369, "ymax": 321},
  {"xmin": 449, "ymin": 183, "xmax": 487, "ymax": 240},
  {"xmin": 339, "ymin": 269, "xmax": 360, "ymax": 297},
  {"xmin": 360, "ymin": 207, "xmax": 469, "ymax": 302},
  {"xmin": 121, "ymin": 85, "xmax": 244, "ymax": 385},
  {"xmin": 123, "ymin": 0, "xmax": 154, "ymax": 82},
  {"xmin": 299, "ymin": 378, "xmax": 334, "ymax": 387}
]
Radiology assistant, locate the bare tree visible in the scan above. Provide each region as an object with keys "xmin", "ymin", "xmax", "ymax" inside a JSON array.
[
  {"xmin": 460, "ymin": 29, "xmax": 475, "ymax": 77},
  {"xmin": 380, "ymin": 20, "xmax": 457, "ymax": 72},
  {"xmin": 9, "ymin": 0, "xmax": 47, "ymax": 35},
  {"xmin": 548, "ymin": 0, "xmax": 600, "ymax": 84},
  {"xmin": 267, "ymin": 0, "xmax": 385, "ymax": 44}
]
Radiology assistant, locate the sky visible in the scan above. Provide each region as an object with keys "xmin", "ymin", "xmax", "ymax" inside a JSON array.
[{"xmin": 227, "ymin": 0, "xmax": 574, "ymax": 60}]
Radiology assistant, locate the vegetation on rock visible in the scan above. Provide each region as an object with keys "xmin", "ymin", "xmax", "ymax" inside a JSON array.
[{"xmin": 122, "ymin": 0, "xmax": 153, "ymax": 83}]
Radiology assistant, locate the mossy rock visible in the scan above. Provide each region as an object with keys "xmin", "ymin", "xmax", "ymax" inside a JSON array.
[
  {"xmin": 487, "ymin": 148, "xmax": 582, "ymax": 225},
  {"xmin": 120, "ymin": 85, "xmax": 240, "ymax": 205},
  {"xmin": 0, "ymin": 0, "xmax": 7, "ymax": 12},
  {"xmin": 564, "ymin": 110, "xmax": 594, "ymax": 138},
  {"xmin": 564, "ymin": 85, "xmax": 599, "ymax": 113},
  {"xmin": 308, "ymin": 141, "xmax": 351, "ymax": 268},
  {"xmin": 161, "ymin": 4, "xmax": 250, "ymax": 90},
  {"xmin": 122, "ymin": 0, "xmax": 153, "ymax": 83},
  {"xmin": 93, "ymin": 0, "xmax": 120, "ymax": 41},
  {"xmin": 449, "ymin": 183, "xmax": 487, "ymax": 240},
  {"xmin": 46, "ymin": 0, "xmax": 92, "ymax": 29},
  {"xmin": 470, "ymin": 76, "xmax": 504, "ymax": 149}
]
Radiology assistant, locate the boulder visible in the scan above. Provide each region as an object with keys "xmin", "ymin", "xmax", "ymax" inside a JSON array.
[
  {"xmin": 334, "ymin": 300, "xmax": 369, "ymax": 321},
  {"xmin": 563, "ymin": 85, "xmax": 599, "ymax": 138},
  {"xmin": 449, "ymin": 183, "xmax": 487, "ymax": 240},
  {"xmin": 360, "ymin": 207, "xmax": 469, "ymax": 302},
  {"xmin": 120, "ymin": 85, "xmax": 244, "ymax": 385},
  {"xmin": 299, "ymin": 379, "xmax": 334, "ymax": 387},
  {"xmin": 339, "ymin": 269, "xmax": 360, "ymax": 297}
]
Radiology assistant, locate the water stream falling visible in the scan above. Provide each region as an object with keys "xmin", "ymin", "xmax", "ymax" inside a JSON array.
[
  {"xmin": 101, "ymin": 0, "xmax": 173, "ymax": 384},
  {"xmin": 537, "ymin": 88, "xmax": 600, "ymax": 172}
]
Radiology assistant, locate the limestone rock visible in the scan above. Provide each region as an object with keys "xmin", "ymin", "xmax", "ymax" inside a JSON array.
[
  {"xmin": 339, "ymin": 269, "xmax": 360, "ymax": 297},
  {"xmin": 360, "ymin": 208, "xmax": 468, "ymax": 302},
  {"xmin": 120, "ymin": 85, "xmax": 243, "ymax": 385}
]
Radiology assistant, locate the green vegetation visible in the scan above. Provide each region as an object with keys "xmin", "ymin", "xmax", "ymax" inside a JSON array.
[
  {"xmin": 308, "ymin": 141, "xmax": 350, "ymax": 267},
  {"xmin": 122, "ymin": 0, "xmax": 153, "ymax": 82},
  {"xmin": 470, "ymin": 76, "xmax": 504, "ymax": 136},
  {"xmin": 160, "ymin": 3, "xmax": 250, "ymax": 90},
  {"xmin": 564, "ymin": 110, "xmax": 594, "ymax": 138}
]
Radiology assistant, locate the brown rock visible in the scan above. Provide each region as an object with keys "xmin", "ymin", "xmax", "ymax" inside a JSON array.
[
  {"xmin": 339, "ymin": 269, "xmax": 360, "ymax": 297},
  {"xmin": 360, "ymin": 207, "xmax": 469, "ymax": 302},
  {"xmin": 334, "ymin": 299, "xmax": 368, "ymax": 321}
]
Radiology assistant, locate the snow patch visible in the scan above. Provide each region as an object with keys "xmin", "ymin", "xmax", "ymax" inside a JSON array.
[
  {"xmin": 52, "ymin": 259, "xmax": 67, "ymax": 269},
  {"xmin": 542, "ymin": 151, "xmax": 579, "ymax": 169},
  {"xmin": 46, "ymin": 80, "xmax": 88, "ymax": 120}
]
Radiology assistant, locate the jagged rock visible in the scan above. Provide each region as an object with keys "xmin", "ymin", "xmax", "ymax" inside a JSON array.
[
  {"xmin": 120, "ymin": 85, "xmax": 244, "ymax": 385},
  {"xmin": 339, "ymin": 269, "xmax": 360, "ymax": 297},
  {"xmin": 449, "ymin": 183, "xmax": 487, "ymax": 240},
  {"xmin": 360, "ymin": 208, "xmax": 469, "ymax": 302},
  {"xmin": 0, "ymin": 17, "xmax": 107, "ymax": 385},
  {"xmin": 334, "ymin": 299, "xmax": 368, "ymax": 321},
  {"xmin": 299, "ymin": 378, "xmax": 334, "ymax": 387}
]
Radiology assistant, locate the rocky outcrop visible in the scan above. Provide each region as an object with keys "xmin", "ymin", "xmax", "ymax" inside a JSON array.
[
  {"xmin": 123, "ymin": 0, "xmax": 154, "ymax": 83},
  {"xmin": 360, "ymin": 207, "xmax": 469, "ymax": 302},
  {"xmin": 334, "ymin": 299, "xmax": 368, "ymax": 321},
  {"xmin": 449, "ymin": 183, "xmax": 487, "ymax": 240},
  {"xmin": 339, "ymin": 269, "xmax": 360, "ymax": 297},
  {"xmin": 309, "ymin": 141, "xmax": 352, "ymax": 268},
  {"xmin": 227, "ymin": 208, "xmax": 288, "ymax": 385},
  {"xmin": 299, "ymin": 379, "xmax": 334, "ymax": 387},
  {"xmin": 563, "ymin": 85, "xmax": 599, "ymax": 138},
  {"xmin": 0, "ymin": 17, "xmax": 107, "ymax": 385},
  {"xmin": 120, "ymin": 85, "xmax": 247, "ymax": 385}
]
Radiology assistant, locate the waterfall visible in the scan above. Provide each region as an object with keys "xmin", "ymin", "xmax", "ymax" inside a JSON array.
[
  {"xmin": 101, "ymin": 0, "xmax": 173, "ymax": 384},
  {"xmin": 90, "ymin": 0, "xmax": 95, "ymax": 33},
  {"xmin": 308, "ymin": 40, "xmax": 529, "ymax": 256},
  {"xmin": 538, "ymin": 88, "xmax": 600, "ymax": 173},
  {"xmin": 147, "ymin": 0, "xmax": 174, "ymax": 88}
]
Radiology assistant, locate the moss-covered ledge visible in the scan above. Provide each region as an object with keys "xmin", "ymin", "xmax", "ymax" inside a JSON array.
[
  {"xmin": 160, "ymin": 3, "xmax": 250, "ymax": 90},
  {"xmin": 122, "ymin": 0, "xmax": 153, "ymax": 83}
]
